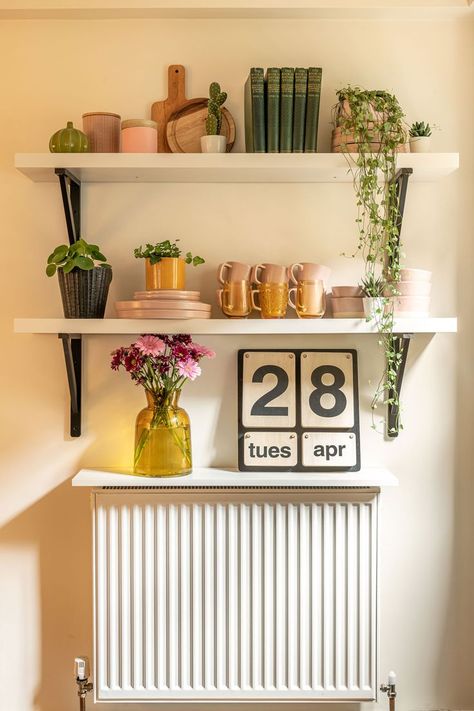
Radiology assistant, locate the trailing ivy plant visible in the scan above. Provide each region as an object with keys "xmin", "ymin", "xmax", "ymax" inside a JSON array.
[{"xmin": 335, "ymin": 86, "xmax": 407, "ymax": 434}]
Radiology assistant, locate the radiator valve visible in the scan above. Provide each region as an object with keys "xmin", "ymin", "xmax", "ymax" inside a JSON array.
[
  {"xmin": 75, "ymin": 657, "xmax": 93, "ymax": 709},
  {"xmin": 380, "ymin": 671, "xmax": 397, "ymax": 711}
]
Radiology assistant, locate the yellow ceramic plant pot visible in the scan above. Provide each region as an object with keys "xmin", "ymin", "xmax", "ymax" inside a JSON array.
[{"xmin": 145, "ymin": 257, "xmax": 186, "ymax": 290}]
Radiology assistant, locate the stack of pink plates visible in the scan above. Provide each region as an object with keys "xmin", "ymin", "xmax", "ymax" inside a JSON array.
[{"xmin": 115, "ymin": 290, "xmax": 212, "ymax": 319}]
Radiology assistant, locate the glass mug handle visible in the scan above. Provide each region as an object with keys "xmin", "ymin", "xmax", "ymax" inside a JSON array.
[
  {"xmin": 290, "ymin": 263, "xmax": 302, "ymax": 285},
  {"xmin": 216, "ymin": 288, "xmax": 223, "ymax": 309},
  {"xmin": 252, "ymin": 264, "xmax": 265, "ymax": 285},
  {"xmin": 251, "ymin": 289, "xmax": 261, "ymax": 311},
  {"xmin": 218, "ymin": 262, "xmax": 232, "ymax": 285},
  {"xmin": 288, "ymin": 287, "xmax": 297, "ymax": 309}
]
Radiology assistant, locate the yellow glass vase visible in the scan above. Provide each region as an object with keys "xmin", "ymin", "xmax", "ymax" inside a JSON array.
[{"xmin": 134, "ymin": 390, "xmax": 192, "ymax": 477}]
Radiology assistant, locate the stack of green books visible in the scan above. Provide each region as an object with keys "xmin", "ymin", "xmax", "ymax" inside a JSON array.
[{"xmin": 244, "ymin": 66, "xmax": 322, "ymax": 153}]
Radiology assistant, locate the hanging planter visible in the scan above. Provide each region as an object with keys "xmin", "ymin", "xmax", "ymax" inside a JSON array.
[{"xmin": 335, "ymin": 86, "xmax": 408, "ymax": 434}]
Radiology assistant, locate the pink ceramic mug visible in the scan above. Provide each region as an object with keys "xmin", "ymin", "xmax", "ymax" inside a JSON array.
[
  {"xmin": 289, "ymin": 262, "xmax": 331, "ymax": 285},
  {"xmin": 252, "ymin": 263, "xmax": 288, "ymax": 285},
  {"xmin": 217, "ymin": 261, "xmax": 252, "ymax": 285}
]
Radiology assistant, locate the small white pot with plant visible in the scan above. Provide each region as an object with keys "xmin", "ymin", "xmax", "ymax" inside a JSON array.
[
  {"xmin": 409, "ymin": 121, "xmax": 432, "ymax": 153},
  {"xmin": 201, "ymin": 82, "xmax": 228, "ymax": 153},
  {"xmin": 361, "ymin": 274, "xmax": 386, "ymax": 324}
]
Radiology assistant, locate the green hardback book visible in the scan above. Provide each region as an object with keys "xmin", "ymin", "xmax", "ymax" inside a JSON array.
[
  {"xmin": 292, "ymin": 68, "xmax": 308, "ymax": 153},
  {"xmin": 304, "ymin": 67, "xmax": 322, "ymax": 152},
  {"xmin": 265, "ymin": 68, "xmax": 280, "ymax": 153},
  {"xmin": 279, "ymin": 67, "xmax": 295, "ymax": 153},
  {"xmin": 244, "ymin": 67, "xmax": 265, "ymax": 153}
]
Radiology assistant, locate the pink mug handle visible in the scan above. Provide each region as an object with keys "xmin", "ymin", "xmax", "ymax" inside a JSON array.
[
  {"xmin": 251, "ymin": 289, "xmax": 261, "ymax": 311},
  {"xmin": 289, "ymin": 263, "xmax": 302, "ymax": 285},
  {"xmin": 288, "ymin": 287, "xmax": 297, "ymax": 309},
  {"xmin": 217, "ymin": 262, "xmax": 232, "ymax": 285},
  {"xmin": 252, "ymin": 264, "xmax": 265, "ymax": 285}
]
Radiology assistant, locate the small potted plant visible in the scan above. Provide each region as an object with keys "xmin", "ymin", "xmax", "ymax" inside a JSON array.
[
  {"xmin": 200, "ymin": 82, "xmax": 228, "ymax": 153},
  {"xmin": 46, "ymin": 238, "xmax": 112, "ymax": 318},
  {"xmin": 134, "ymin": 239, "xmax": 205, "ymax": 291},
  {"xmin": 409, "ymin": 121, "xmax": 432, "ymax": 153},
  {"xmin": 361, "ymin": 273, "xmax": 385, "ymax": 323}
]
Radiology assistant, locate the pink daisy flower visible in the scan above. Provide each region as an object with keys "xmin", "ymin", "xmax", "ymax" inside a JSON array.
[
  {"xmin": 191, "ymin": 343, "xmax": 216, "ymax": 359},
  {"xmin": 135, "ymin": 334, "xmax": 165, "ymax": 357},
  {"xmin": 177, "ymin": 358, "xmax": 202, "ymax": 381}
]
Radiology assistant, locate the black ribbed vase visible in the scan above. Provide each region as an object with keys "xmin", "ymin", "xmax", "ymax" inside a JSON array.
[{"xmin": 58, "ymin": 267, "xmax": 112, "ymax": 318}]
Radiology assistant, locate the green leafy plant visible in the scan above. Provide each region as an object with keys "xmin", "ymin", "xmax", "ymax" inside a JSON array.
[
  {"xmin": 409, "ymin": 121, "xmax": 432, "ymax": 138},
  {"xmin": 205, "ymin": 82, "xmax": 227, "ymax": 136},
  {"xmin": 360, "ymin": 274, "xmax": 385, "ymax": 297},
  {"xmin": 335, "ymin": 86, "xmax": 407, "ymax": 434},
  {"xmin": 46, "ymin": 238, "xmax": 110, "ymax": 276},
  {"xmin": 134, "ymin": 239, "xmax": 205, "ymax": 267}
]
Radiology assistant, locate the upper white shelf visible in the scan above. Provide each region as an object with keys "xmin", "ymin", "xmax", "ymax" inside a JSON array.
[
  {"xmin": 14, "ymin": 317, "xmax": 458, "ymax": 335},
  {"xmin": 1, "ymin": 1, "xmax": 472, "ymax": 20},
  {"xmin": 72, "ymin": 466, "xmax": 399, "ymax": 489},
  {"xmin": 15, "ymin": 153, "xmax": 459, "ymax": 184}
]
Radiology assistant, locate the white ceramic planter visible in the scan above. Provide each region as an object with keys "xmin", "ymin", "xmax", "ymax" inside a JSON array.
[
  {"xmin": 409, "ymin": 136, "xmax": 431, "ymax": 153},
  {"xmin": 200, "ymin": 135, "xmax": 227, "ymax": 153},
  {"xmin": 363, "ymin": 296, "xmax": 385, "ymax": 322}
]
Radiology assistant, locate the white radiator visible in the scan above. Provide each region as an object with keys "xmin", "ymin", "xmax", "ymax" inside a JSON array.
[{"xmin": 93, "ymin": 490, "xmax": 378, "ymax": 702}]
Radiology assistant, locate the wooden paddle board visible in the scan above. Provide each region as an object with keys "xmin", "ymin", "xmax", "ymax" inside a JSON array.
[{"xmin": 151, "ymin": 64, "xmax": 206, "ymax": 153}]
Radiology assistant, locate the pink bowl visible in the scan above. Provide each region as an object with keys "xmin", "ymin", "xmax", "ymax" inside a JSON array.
[
  {"xmin": 399, "ymin": 268, "xmax": 432, "ymax": 282},
  {"xmin": 331, "ymin": 286, "xmax": 363, "ymax": 298},
  {"xmin": 331, "ymin": 296, "xmax": 364, "ymax": 318},
  {"xmin": 391, "ymin": 295, "xmax": 430, "ymax": 316},
  {"xmin": 385, "ymin": 281, "xmax": 432, "ymax": 297}
]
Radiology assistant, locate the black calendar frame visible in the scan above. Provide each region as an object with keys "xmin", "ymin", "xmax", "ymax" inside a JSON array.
[{"xmin": 237, "ymin": 349, "xmax": 361, "ymax": 473}]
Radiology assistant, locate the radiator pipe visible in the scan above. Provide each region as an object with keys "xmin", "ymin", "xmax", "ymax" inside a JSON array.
[
  {"xmin": 380, "ymin": 670, "xmax": 397, "ymax": 711},
  {"xmin": 75, "ymin": 657, "xmax": 93, "ymax": 711}
]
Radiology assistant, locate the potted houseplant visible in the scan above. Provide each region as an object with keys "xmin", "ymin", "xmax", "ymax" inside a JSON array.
[
  {"xmin": 111, "ymin": 334, "xmax": 215, "ymax": 477},
  {"xmin": 200, "ymin": 82, "xmax": 228, "ymax": 153},
  {"xmin": 361, "ymin": 274, "xmax": 385, "ymax": 323},
  {"xmin": 336, "ymin": 85, "xmax": 407, "ymax": 434},
  {"xmin": 409, "ymin": 121, "xmax": 432, "ymax": 153},
  {"xmin": 134, "ymin": 239, "xmax": 204, "ymax": 291},
  {"xmin": 46, "ymin": 238, "xmax": 112, "ymax": 318}
]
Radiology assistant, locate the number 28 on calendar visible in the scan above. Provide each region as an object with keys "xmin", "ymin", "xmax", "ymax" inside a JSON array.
[{"xmin": 238, "ymin": 350, "xmax": 361, "ymax": 472}]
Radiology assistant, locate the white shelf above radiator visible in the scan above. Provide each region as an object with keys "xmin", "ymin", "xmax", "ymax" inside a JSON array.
[
  {"xmin": 15, "ymin": 152, "xmax": 459, "ymax": 183},
  {"xmin": 73, "ymin": 466, "xmax": 398, "ymax": 488},
  {"xmin": 14, "ymin": 317, "xmax": 457, "ymax": 335}
]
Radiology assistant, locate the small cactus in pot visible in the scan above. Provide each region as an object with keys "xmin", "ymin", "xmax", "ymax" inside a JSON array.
[
  {"xmin": 201, "ymin": 82, "xmax": 228, "ymax": 153},
  {"xmin": 409, "ymin": 121, "xmax": 433, "ymax": 153}
]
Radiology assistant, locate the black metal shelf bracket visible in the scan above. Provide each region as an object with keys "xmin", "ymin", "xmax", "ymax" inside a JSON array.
[
  {"xmin": 59, "ymin": 334, "xmax": 82, "ymax": 437},
  {"xmin": 387, "ymin": 333, "xmax": 412, "ymax": 438},
  {"xmin": 55, "ymin": 168, "xmax": 81, "ymax": 245}
]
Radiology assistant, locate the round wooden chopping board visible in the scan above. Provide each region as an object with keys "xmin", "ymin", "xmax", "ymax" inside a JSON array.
[{"xmin": 166, "ymin": 102, "xmax": 235, "ymax": 153}]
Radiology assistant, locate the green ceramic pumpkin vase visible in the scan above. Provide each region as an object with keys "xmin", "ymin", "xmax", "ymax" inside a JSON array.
[{"xmin": 49, "ymin": 121, "xmax": 89, "ymax": 153}]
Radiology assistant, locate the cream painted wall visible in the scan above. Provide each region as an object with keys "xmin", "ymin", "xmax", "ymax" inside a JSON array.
[{"xmin": 0, "ymin": 15, "xmax": 473, "ymax": 711}]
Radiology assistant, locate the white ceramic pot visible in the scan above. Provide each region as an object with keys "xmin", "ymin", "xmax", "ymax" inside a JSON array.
[
  {"xmin": 409, "ymin": 136, "xmax": 431, "ymax": 153},
  {"xmin": 363, "ymin": 296, "xmax": 385, "ymax": 321},
  {"xmin": 200, "ymin": 135, "xmax": 227, "ymax": 153}
]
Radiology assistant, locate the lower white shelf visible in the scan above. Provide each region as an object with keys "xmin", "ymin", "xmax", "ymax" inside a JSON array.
[
  {"xmin": 73, "ymin": 466, "xmax": 398, "ymax": 488},
  {"xmin": 15, "ymin": 316, "xmax": 457, "ymax": 335}
]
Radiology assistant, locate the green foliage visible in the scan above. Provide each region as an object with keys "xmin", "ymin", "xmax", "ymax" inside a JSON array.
[
  {"xmin": 45, "ymin": 238, "xmax": 110, "ymax": 277},
  {"xmin": 134, "ymin": 239, "xmax": 205, "ymax": 267},
  {"xmin": 205, "ymin": 82, "xmax": 227, "ymax": 135},
  {"xmin": 409, "ymin": 121, "xmax": 432, "ymax": 138},
  {"xmin": 336, "ymin": 85, "xmax": 407, "ymax": 434},
  {"xmin": 360, "ymin": 274, "xmax": 385, "ymax": 297}
]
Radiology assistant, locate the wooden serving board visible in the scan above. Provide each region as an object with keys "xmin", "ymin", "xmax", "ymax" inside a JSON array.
[
  {"xmin": 151, "ymin": 64, "xmax": 206, "ymax": 153},
  {"xmin": 166, "ymin": 103, "xmax": 235, "ymax": 153}
]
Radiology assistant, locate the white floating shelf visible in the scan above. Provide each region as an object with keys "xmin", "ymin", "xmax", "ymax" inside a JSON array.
[
  {"xmin": 15, "ymin": 153, "xmax": 459, "ymax": 184},
  {"xmin": 73, "ymin": 466, "xmax": 398, "ymax": 489},
  {"xmin": 1, "ymin": 1, "xmax": 472, "ymax": 20},
  {"xmin": 14, "ymin": 317, "xmax": 458, "ymax": 335}
]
